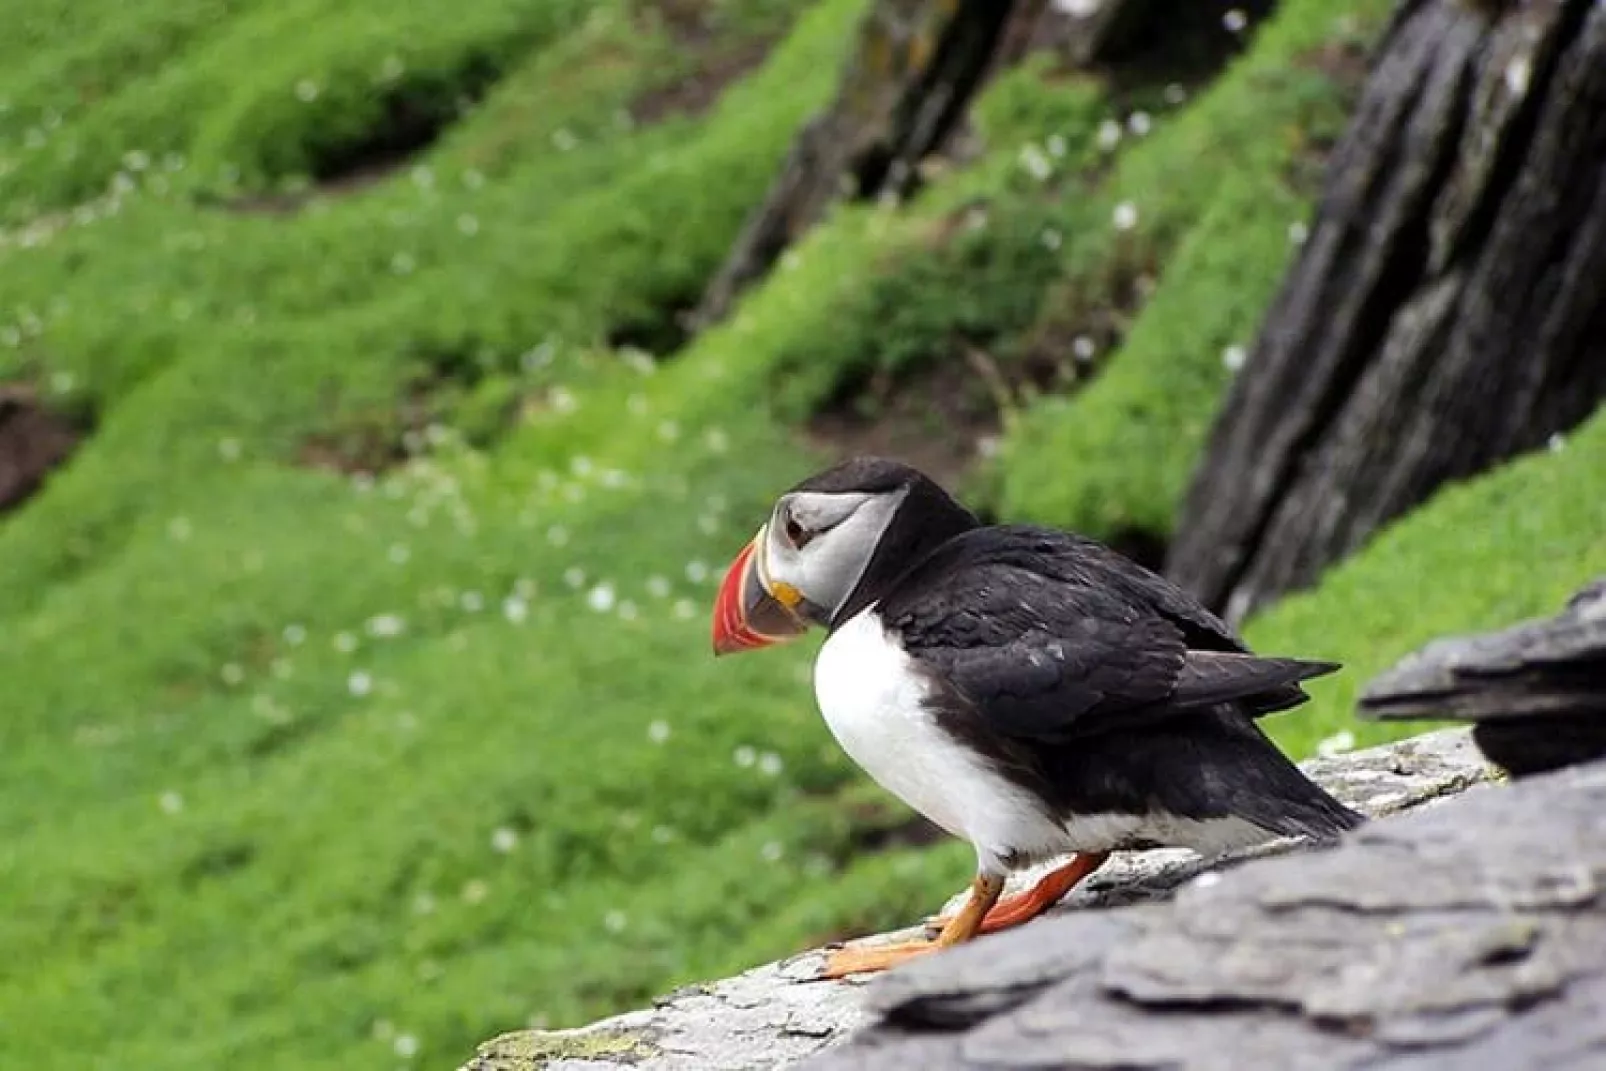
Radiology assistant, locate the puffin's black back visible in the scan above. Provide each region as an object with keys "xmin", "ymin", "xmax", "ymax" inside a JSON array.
[{"xmin": 790, "ymin": 457, "xmax": 980, "ymax": 629}]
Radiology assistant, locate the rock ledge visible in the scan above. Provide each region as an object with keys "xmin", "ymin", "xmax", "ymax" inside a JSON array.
[{"xmin": 460, "ymin": 729, "xmax": 1500, "ymax": 1070}]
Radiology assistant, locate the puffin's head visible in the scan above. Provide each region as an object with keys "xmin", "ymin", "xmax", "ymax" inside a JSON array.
[{"xmin": 711, "ymin": 456, "xmax": 977, "ymax": 656}]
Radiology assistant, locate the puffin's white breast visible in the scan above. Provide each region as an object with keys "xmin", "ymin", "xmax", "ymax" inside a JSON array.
[
  {"xmin": 812, "ymin": 609, "xmax": 1277, "ymax": 870},
  {"xmin": 812, "ymin": 608, "xmax": 1067, "ymax": 871}
]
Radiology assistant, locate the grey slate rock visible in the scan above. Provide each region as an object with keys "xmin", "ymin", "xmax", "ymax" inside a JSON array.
[
  {"xmin": 810, "ymin": 754, "xmax": 1606, "ymax": 1071},
  {"xmin": 1360, "ymin": 578, "xmax": 1606, "ymax": 775},
  {"xmin": 456, "ymin": 729, "xmax": 1496, "ymax": 1071}
]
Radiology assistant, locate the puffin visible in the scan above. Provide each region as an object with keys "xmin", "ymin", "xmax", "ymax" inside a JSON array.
[{"xmin": 711, "ymin": 456, "xmax": 1363, "ymax": 978}]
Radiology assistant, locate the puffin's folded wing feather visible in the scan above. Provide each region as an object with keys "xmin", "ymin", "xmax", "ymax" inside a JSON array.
[
  {"xmin": 885, "ymin": 561, "xmax": 1332, "ymax": 741},
  {"xmin": 1031, "ymin": 529, "xmax": 1251, "ymax": 654},
  {"xmin": 1168, "ymin": 652, "xmax": 1340, "ymax": 711},
  {"xmin": 885, "ymin": 563, "xmax": 1181, "ymax": 739}
]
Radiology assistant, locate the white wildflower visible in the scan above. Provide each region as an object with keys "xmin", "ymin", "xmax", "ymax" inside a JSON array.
[
  {"xmin": 1018, "ymin": 144, "xmax": 1053, "ymax": 182},
  {"xmin": 367, "ymin": 614, "xmax": 406, "ymax": 638},
  {"xmin": 1317, "ymin": 730, "xmax": 1356, "ymax": 758}
]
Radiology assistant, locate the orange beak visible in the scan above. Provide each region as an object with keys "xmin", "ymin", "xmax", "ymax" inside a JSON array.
[{"xmin": 711, "ymin": 530, "xmax": 810, "ymax": 656}]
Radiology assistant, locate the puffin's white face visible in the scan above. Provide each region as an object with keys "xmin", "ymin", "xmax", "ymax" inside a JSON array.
[{"xmin": 712, "ymin": 486, "xmax": 908, "ymax": 654}]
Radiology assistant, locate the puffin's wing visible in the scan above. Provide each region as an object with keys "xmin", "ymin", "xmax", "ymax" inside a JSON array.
[{"xmin": 883, "ymin": 557, "xmax": 1337, "ymax": 742}]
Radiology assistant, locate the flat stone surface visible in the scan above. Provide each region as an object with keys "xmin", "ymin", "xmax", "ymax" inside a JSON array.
[
  {"xmin": 809, "ymin": 757, "xmax": 1606, "ymax": 1070},
  {"xmin": 457, "ymin": 729, "xmax": 1500, "ymax": 1070}
]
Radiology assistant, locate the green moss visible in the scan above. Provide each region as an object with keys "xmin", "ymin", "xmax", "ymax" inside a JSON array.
[
  {"xmin": 760, "ymin": 61, "xmax": 1111, "ymax": 415},
  {"xmin": 0, "ymin": 1, "xmax": 597, "ymax": 215},
  {"xmin": 984, "ymin": 0, "xmax": 1389, "ymax": 538},
  {"xmin": 0, "ymin": 3, "xmax": 875, "ymax": 1068},
  {"xmin": 475, "ymin": 1027, "xmax": 657, "ymax": 1066},
  {"xmin": 0, "ymin": 0, "xmax": 861, "ymax": 618},
  {"xmin": 995, "ymin": 166, "xmax": 1303, "ymax": 535},
  {"xmin": 970, "ymin": 57, "xmax": 1109, "ymax": 150}
]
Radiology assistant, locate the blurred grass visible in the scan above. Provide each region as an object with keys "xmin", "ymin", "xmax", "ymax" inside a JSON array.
[{"xmin": 1, "ymin": 1, "xmax": 1602, "ymax": 1069}]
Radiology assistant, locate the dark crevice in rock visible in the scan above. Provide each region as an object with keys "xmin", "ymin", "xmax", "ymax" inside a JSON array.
[
  {"xmin": 1207, "ymin": 17, "xmax": 1475, "ymax": 617},
  {"xmin": 691, "ymin": 1, "xmax": 1021, "ymax": 330},
  {"xmin": 1077, "ymin": 0, "xmax": 1281, "ymax": 92}
]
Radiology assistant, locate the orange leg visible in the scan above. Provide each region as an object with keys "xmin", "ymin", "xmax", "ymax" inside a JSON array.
[
  {"xmin": 819, "ymin": 873, "xmax": 1004, "ymax": 979},
  {"xmin": 927, "ymin": 852, "xmax": 1109, "ymax": 936}
]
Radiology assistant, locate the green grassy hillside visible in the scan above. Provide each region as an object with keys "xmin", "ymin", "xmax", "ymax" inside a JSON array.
[{"xmin": 2, "ymin": 2, "xmax": 1602, "ymax": 1069}]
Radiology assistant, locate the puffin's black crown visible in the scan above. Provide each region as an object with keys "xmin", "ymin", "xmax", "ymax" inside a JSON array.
[
  {"xmin": 793, "ymin": 456, "xmax": 981, "ymax": 628},
  {"xmin": 789, "ymin": 455, "xmax": 936, "ymax": 497}
]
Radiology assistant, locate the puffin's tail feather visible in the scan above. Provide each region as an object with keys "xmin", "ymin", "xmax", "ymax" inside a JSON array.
[
  {"xmin": 1202, "ymin": 709, "xmax": 1367, "ymax": 844},
  {"xmin": 1170, "ymin": 653, "xmax": 1339, "ymax": 711},
  {"xmin": 1235, "ymin": 735, "xmax": 1367, "ymax": 843},
  {"xmin": 1258, "ymin": 778, "xmax": 1366, "ymax": 842}
]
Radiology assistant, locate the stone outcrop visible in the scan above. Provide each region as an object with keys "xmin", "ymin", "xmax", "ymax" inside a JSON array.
[
  {"xmin": 1168, "ymin": 0, "xmax": 1606, "ymax": 623},
  {"xmin": 458, "ymin": 729, "xmax": 1504, "ymax": 1070},
  {"xmin": 815, "ymin": 749, "xmax": 1606, "ymax": 1070},
  {"xmin": 1361, "ymin": 578, "xmax": 1606, "ymax": 777}
]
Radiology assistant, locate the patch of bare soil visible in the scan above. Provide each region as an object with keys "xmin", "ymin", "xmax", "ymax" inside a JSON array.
[
  {"xmin": 297, "ymin": 383, "xmax": 436, "ymax": 477},
  {"xmin": 1283, "ymin": 34, "xmax": 1378, "ymax": 192},
  {"xmin": 628, "ymin": 0, "xmax": 788, "ymax": 124},
  {"xmin": 224, "ymin": 157, "xmax": 409, "ymax": 216},
  {"xmin": 0, "ymin": 384, "xmax": 81, "ymax": 513},
  {"xmin": 1013, "ymin": 231, "xmax": 1166, "ymax": 393},
  {"xmin": 803, "ymin": 350, "xmax": 1009, "ymax": 496}
]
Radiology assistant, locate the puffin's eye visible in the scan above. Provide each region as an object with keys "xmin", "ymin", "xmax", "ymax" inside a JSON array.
[{"xmin": 784, "ymin": 513, "xmax": 812, "ymax": 549}]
